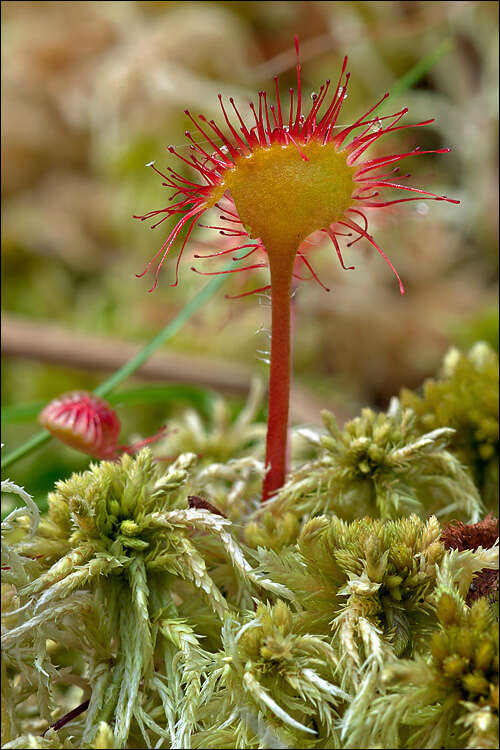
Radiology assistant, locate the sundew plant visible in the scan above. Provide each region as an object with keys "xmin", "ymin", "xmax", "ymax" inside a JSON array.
[
  {"xmin": 1, "ymin": 34, "xmax": 498, "ymax": 750},
  {"xmin": 135, "ymin": 37, "xmax": 458, "ymax": 503}
]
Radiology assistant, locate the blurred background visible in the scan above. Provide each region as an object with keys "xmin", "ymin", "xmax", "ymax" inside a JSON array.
[{"xmin": 2, "ymin": 0, "xmax": 498, "ymax": 501}]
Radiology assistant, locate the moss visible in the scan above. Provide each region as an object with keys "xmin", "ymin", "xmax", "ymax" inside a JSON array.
[
  {"xmin": 266, "ymin": 402, "xmax": 482, "ymax": 526},
  {"xmin": 1, "ymin": 451, "xmax": 279, "ymax": 748},
  {"xmin": 369, "ymin": 593, "xmax": 499, "ymax": 749},
  {"xmin": 257, "ymin": 514, "xmax": 445, "ymax": 660},
  {"xmin": 400, "ymin": 343, "xmax": 499, "ymax": 508}
]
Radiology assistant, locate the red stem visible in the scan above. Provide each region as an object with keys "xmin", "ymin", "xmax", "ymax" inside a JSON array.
[{"xmin": 261, "ymin": 255, "xmax": 294, "ymax": 503}]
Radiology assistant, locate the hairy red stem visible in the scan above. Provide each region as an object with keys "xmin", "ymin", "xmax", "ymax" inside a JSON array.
[{"xmin": 261, "ymin": 255, "xmax": 294, "ymax": 503}]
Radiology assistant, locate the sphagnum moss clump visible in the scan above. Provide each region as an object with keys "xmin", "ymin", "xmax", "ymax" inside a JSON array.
[
  {"xmin": 2, "ymin": 433, "xmax": 498, "ymax": 750},
  {"xmin": 367, "ymin": 588, "xmax": 499, "ymax": 749},
  {"xmin": 255, "ymin": 514, "xmax": 461, "ymax": 747},
  {"xmin": 263, "ymin": 401, "xmax": 482, "ymax": 529},
  {"xmin": 192, "ymin": 600, "xmax": 348, "ymax": 749},
  {"xmin": 400, "ymin": 342, "xmax": 499, "ymax": 509},
  {"xmin": 1, "ymin": 450, "xmax": 285, "ymax": 748},
  {"xmin": 257, "ymin": 514, "xmax": 445, "ymax": 662}
]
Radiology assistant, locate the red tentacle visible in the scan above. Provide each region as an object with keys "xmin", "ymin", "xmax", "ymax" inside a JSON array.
[
  {"xmin": 225, "ymin": 284, "xmax": 272, "ymax": 299},
  {"xmin": 339, "ymin": 217, "xmax": 405, "ymax": 295}
]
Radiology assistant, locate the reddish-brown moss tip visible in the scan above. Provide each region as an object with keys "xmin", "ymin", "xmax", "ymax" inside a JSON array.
[
  {"xmin": 441, "ymin": 514, "xmax": 498, "ymax": 552},
  {"xmin": 442, "ymin": 515, "xmax": 499, "ymax": 604}
]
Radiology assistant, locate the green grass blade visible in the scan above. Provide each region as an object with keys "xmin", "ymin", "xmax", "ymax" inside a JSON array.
[{"xmin": 385, "ymin": 39, "xmax": 454, "ymax": 102}]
